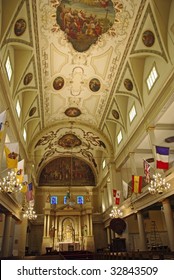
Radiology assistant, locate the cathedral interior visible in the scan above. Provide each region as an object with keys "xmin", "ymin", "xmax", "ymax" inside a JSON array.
[{"xmin": 0, "ymin": 0, "xmax": 174, "ymax": 259}]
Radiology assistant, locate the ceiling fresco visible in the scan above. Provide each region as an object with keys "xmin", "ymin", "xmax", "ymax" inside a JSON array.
[
  {"xmin": 54, "ymin": 0, "xmax": 116, "ymax": 52},
  {"xmin": 2, "ymin": 0, "xmax": 174, "ymax": 188}
]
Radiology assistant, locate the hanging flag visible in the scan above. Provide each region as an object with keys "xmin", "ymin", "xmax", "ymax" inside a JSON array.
[
  {"xmin": 16, "ymin": 159, "xmax": 24, "ymax": 183},
  {"xmin": 0, "ymin": 110, "xmax": 6, "ymax": 141},
  {"xmin": 122, "ymin": 180, "xmax": 129, "ymax": 199},
  {"xmin": 113, "ymin": 189, "xmax": 117, "ymax": 197},
  {"xmin": 4, "ymin": 142, "xmax": 19, "ymax": 168},
  {"xmin": 115, "ymin": 190, "xmax": 121, "ymax": 205},
  {"xmin": 21, "ymin": 174, "xmax": 28, "ymax": 193},
  {"xmin": 156, "ymin": 146, "xmax": 169, "ymax": 170},
  {"xmin": 26, "ymin": 182, "xmax": 33, "ymax": 201},
  {"xmin": 143, "ymin": 159, "xmax": 150, "ymax": 183},
  {"xmin": 132, "ymin": 175, "xmax": 142, "ymax": 193}
]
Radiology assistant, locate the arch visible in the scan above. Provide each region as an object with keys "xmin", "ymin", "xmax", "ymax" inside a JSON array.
[{"xmin": 38, "ymin": 156, "xmax": 96, "ymax": 186}]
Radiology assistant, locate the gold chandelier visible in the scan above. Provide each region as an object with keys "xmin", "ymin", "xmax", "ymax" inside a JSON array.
[
  {"xmin": 148, "ymin": 173, "xmax": 170, "ymax": 195},
  {"xmin": 0, "ymin": 170, "xmax": 22, "ymax": 194},
  {"xmin": 109, "ymin": 206, "xmax": 123, "ymax": 218},
  {"xmin": 23, "ymin": 204, "xmax": 37, "ymax": 220}
]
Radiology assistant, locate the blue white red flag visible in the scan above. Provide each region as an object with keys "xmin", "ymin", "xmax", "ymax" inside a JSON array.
[{"xmin": 156, "ymin": 146, "xmax": 169, "ymax": 170}]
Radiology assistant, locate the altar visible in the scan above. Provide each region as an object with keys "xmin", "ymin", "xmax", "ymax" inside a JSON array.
[{"xmin": 59, "ymin": 242, "xmax": 80, "ymax": 251}]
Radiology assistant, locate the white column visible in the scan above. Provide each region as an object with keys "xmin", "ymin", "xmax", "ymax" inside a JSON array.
[
  {"xmin": 107, "ymin": 178, "xmax": 113, "ymax": 206},
  {"xmin": 116, "ymin": 169, "xmax": 123, "ymax": 204},
  {"xmin": 47, "ymin": 214, "xmax": 50, "ymax": 237},
  {"xmin": 162, "ymin": 199, "xmax": 174, "ymax": 251},
  {"xmin": 137, "ymin": 211, "xmax": 147, "ymax": 251},
  {"xmin": 78, "ymin": 216, "xmax": 81, "ymax": 237},
  {"xmin": 108, "ymin": 162, "xmax": 117, "ymax": 206},
  {"xmin": 87, "ymin": 214, "xmax": 90, "ymax": 235},
  {"xmin": 104, "ymin": 187, "xmax": 109, "ymax": 209},
  {"xmin": 44, "ymin": 215, "xmax": 47, "ymax": 237},
  {"xmin": 89, "ymin": 214, "xmax": 93, "ymax": 235},
  {"xmin": 101, "ymin": 189, "xmax": 106, "ymax": 212}
]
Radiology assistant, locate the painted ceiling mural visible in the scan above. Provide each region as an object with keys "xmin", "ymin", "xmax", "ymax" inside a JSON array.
[
  {"xmin": 39, "ymin": 156, "xmax": 96, "ymax": 186},
  {"xmin": 53, "ymin": 0, "xmax": 116, "ymax": 52},
  {"xmin": 38, "ymin": 0, "xmax": 138, "ymax": 129},
  {"xmin": 34, "ymin": 126, "xmax": 107, "ymax": 171}
]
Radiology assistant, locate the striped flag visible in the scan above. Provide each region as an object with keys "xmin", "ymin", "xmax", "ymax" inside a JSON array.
[
  {"xmin": 156, "ymin": 146, "xmax": 169, "ymax": 170},
  {"xmin": 26, "ymin": 182, "xmax": 33, "ymax": 201},
  {"xmin": 132, "ymin": 175, "xmax": 142, "ymax": 193}
]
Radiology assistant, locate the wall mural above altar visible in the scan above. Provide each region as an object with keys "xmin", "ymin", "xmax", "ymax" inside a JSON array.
[
  {"xmin": 39, "ymin": 156, "xmax": 96, "ymax": 186},
  {"xmin": 53, "ymin": 0, "xmax": 116, "ymax": 52}
]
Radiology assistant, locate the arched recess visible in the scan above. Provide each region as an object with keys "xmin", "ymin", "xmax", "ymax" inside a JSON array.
[{"xmin": 38, "ymin": 156, "xmax": 96, "ymax": 187}]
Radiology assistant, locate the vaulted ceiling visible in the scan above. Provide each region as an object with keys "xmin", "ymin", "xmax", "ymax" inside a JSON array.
[{"xmin": 1, "ymin": 0, "xmax": 174, "ymax": 185}]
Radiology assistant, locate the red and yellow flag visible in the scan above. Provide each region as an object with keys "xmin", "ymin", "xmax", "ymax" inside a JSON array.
[{"xmin": 132, "ymin": 175, "xmax": 142, "ymax": 193}]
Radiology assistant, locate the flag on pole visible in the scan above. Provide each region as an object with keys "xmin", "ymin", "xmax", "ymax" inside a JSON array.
[
  {"xmin": 21, "ymin": 174, "xmax": 28, "ymax": 193},
  {"xmin": 0, "ymin": 110, "xmax": 6, "ymax": 141},
  {"xmin": 113, "ymin": 189, "xmax": 117, "ymax": 197},
  {"xmin": 122, "ymin": 180, "xmax": 129, "ymax": 199},
  {"xmin": 26, "ymin": 182, "xmax": 33, "ymax": 201},
  {"xmin": 4, "ymin": 142, "xmax": 19, "ymax": 168},
  {"xmin": 115, "ymin": 190, "xmax": 121, "ymax": 205},
  {"xmin": 143, "ymin": 159, "xmax": 150, "ymax": 183},
  {"xmin": 113, "ymin": 189, "xmax": 121, "ymax": 205},
  {"xmin": 132, "ymin": 175, "xmax": 142, "ymax": 193},
  {"xmin": 155, "ymin": 146, "xmax": 169, "ymax": 170},
  {"xmin": 16, "ymin": 159, "xmax": 24, "ymax": 183}
]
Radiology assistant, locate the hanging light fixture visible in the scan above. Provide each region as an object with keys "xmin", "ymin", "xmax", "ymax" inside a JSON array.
[
  {"xmin": 109, "ymin": 206, "xmax": 123, "ymax": 218},
  {"xmin": 148, "ymin": 173, "xmax": 170, "ymax": 195},
  {"xmin": 23, "ymin": 204, "xmax": 37, "ymax": 220},
  {"xmin": 0, "ymin": 170, "xmax": 22, "ymax": 194}
]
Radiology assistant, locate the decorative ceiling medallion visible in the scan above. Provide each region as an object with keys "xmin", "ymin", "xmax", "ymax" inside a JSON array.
[
  {"xmin": 58, "ymin": 133, "xmax": 82, "ymax": 148},
  {"xmin": 55, "ymin": 0, "xmax": 115, "ymax": 52},
  {"xmin": 23, "ymin": 73, "xmax": 33, "ymax": 85},
  {"xmin": 142, "ymin": 30, "xmax": 155, "ymax": 47},
  {"xmin": 65, "ymin": 107, "xmax": 81, "ymax": 117},
  {"xmin": 89, "ymin": 78, "xmax": 101, "ymax": 92},
  {"xmin": 14, "ymin": 19, "xmax": 27, "ymax": 36},
  {"xmin": 124, "ymin": 79, "xmax": 133, "ymax": 91},
  {"xmin": 112, "ymin": 109, "xmax": 119, "ymax": 119},
  {"xmin": 53, "ymin": 76, "xmax": 64, "ymax": 90},
  {"xmin": 29, "ymin": 107, "xmax": 37, "ymax": 117},
  {"xmin": 165, "ymin": 136, "xmax": 174, "ymax": 143}
]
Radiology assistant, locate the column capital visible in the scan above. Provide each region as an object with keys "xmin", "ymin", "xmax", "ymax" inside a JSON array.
[{"xmin": 146, "ymin": 126, "xmax": 155, "ymax": 132}]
